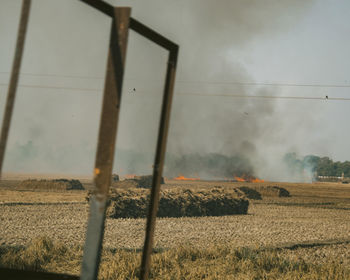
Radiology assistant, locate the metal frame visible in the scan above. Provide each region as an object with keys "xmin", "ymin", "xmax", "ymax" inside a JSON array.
[{"xmin": 0, "ymin": 1, "xmax": 178, "ymax": 280}]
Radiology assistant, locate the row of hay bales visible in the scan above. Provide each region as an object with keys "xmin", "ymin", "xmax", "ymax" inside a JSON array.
[
  {"xmin": 18, "ymin": 179, "xmax": 84, "ymax": 191},
  {"xmin": 86, "ymin": 184, "xmax": 289, "ymax": 219},
  {"xmin": 93, "ymin": 187, "xmax": 249, "ymax": 218}
]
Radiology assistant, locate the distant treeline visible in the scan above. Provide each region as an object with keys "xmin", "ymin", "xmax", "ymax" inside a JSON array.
[{"xmin": 284, "ymin": 153, "xmax": 350, "ymax": 177}]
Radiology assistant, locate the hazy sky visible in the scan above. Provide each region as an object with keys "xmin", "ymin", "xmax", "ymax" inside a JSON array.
[{"xmin": 1, "ymin": 0, "xmax": 350, "ymax": 180}]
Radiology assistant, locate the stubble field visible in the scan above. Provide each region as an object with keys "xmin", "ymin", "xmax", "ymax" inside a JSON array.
[{"xmin": 1, "ymin": 177, "xmax": 350, "ymax": 278}]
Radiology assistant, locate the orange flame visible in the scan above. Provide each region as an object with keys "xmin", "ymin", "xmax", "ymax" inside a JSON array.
[
  {"xmin": 234, "ymin": 175, "xmax": 264, "ymax": 183},
  {"xmin": 234, "ymin": 176, "xmax": 246, "ymax": 182},
  {"xmin": 174, "ymin": 175, "xmax": 200, "ymax": 181},
  {"xmin": 251, "ymin": 178, "xmax": 265, "ymax": 183}
]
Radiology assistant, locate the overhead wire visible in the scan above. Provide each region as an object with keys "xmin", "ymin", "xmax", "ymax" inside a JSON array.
[
  {"xmin": 176, "ymin": 92, "xmax": 350, "ymax": 101},
  {"xmin": 0, "ymin": 71, "xmax": 104, "ymax": 80},
  {"xmin": 0, "ymin": 83, "xmax": 349, "ymax": 101},
  {"xmin": 1, "ymin": 71, "xmax": 350, "ymax": 88},
  {"xmin": 175, "ymin": 80, "xmax": 350, "ymax": 88},
  {"xmin": 0, "ymin": 83, "xmax": 101, "ymax": 92}
]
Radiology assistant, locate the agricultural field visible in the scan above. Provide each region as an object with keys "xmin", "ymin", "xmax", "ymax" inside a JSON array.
[{"xmin": 1, "ymin": 177, "xmax": 350, "ymax": 279}]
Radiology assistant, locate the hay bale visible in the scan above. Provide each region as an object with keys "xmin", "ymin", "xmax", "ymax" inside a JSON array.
[
  {"xmin": 107, "ymin": 187, "xmax": 249, "ymax": 218},
  {"xmin": 112, "ymin": 174, "xmax": 120, "ymax": 182},
  {"xmin": 18, "ymin": 179, "xmax": 84, "ymax": 191},
  {"xmin": 134, "ymin": 175, "xmax": 165, "ymax": 188},
  {"xmin": 236, "ymin": 186, "xmax": 262, "ymax": 200},
  {"xmin": 53, "ymin": 179, "xmax": 84, "ymax": 190},
  {"xmin": 255, "ymin": 186, "xmax": 290, "ymax": 197}
]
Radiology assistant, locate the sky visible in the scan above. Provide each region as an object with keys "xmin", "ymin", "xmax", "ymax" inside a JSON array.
[{"xmin": 1, "ymin": 0, "xmax": 350, "ymax": 181}]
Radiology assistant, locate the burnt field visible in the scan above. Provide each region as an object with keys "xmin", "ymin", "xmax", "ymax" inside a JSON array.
[{"xmin": 1, "ymin": 178, "xmax": 350, "ymax": 278}]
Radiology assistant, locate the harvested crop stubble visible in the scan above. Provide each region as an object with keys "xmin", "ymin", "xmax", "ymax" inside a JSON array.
[
  {"xmin": 1, "ymin": 237, "xmax": 349, "ymax": 279},
  {"xmin": 105, "ymin": 188, "xmax": 249, "ymax": 218},
  {"xmin": 18, "ymin": 179, "xmax": 84, "ymax": 191}
]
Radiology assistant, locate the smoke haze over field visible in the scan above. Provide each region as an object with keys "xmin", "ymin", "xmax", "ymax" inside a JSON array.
[{"xmin": 1, "ymin": 0, "xmax": 350, "ymax": 181}]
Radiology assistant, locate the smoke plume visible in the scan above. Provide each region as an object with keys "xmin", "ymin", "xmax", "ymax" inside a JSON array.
[{"xmin": 0, "ymin": 0, "xmax": 318, "ymax": 181}]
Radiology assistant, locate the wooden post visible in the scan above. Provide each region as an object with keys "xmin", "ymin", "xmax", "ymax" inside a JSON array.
[
  {"xmin": 0, "ymin": 0, "xmax": 31, "ymax": 179},
  {"xmin": 80, "ymin": 7, "xmax": 130, "ymax": 280}
]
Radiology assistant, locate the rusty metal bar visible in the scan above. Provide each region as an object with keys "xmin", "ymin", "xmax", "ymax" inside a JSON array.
[
  {"xmin": 79, "ymin": 0, "xmax": 178, "ymax": 51},
  {"xmin": 79, "ymin": 0, "xmax": 113, "ymax": 17},
  {"xmin": 0, "ymin": 0, "xmax": 31, "ymax": 179},
  {"xmin": 140, "ymin": 47, "xmax": 179, "ymax": 280},
  {"xmin": 129, "ymin": 18, "xmax": 178, "ymax": 51},
  {"xmin": 80, "ymin": 7, "xmax": 130, "ymax": 280}
]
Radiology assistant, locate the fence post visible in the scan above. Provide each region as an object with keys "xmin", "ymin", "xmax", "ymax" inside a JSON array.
[{"xmin": 80, "ymin": 7, "xmax": 130, "ymax": 280}]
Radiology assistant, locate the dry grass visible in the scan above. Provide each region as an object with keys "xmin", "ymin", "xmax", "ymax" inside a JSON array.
[
  {"xmin": 2, "ymin": 201, "xmax": 350, "ymax": 252},
  {"xmin": 0, "ymin": 189, "xmax": 86, "ymax": 204},
  {"xmin": 1, "ymin": 237, "xmax": 349, "ymax": 279},
  {"xmin": 0, "ymin": 237, "xmax": 81, "ymax": 275},
  {"xmin": 1, "ymin": 179, "xmax": 350, "ymax": 278}
]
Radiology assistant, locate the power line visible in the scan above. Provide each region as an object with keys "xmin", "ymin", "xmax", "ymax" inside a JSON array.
[
  {"xmin": 0, "ymin": 71, "xmax": 104, "ymax": 80},
  {"xmin": 1, "ymin": 71, "xmax": 350, "ymax": 88},
  {"xmin": 177, "ymin": 92, "xmax": 350, "ymax": 101},
  {"xmin": 1, "ymin": 83, "xmax": 349, "ymax": 101},
  {"xmin": 0, "ymin": 83, "xmax": 101, "ymax": 92},
  {"xmin": 176, "ymin": 80, "xmax": 350, "ymax": 88}
]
